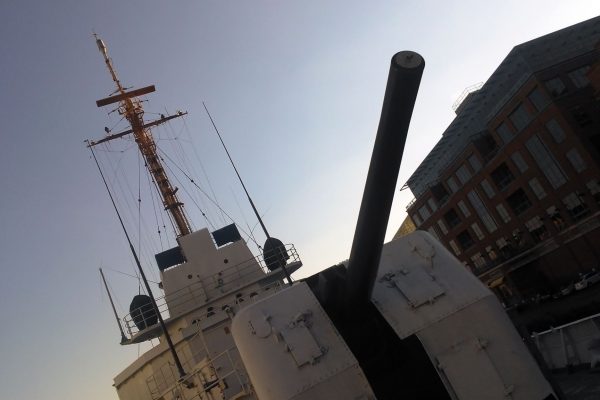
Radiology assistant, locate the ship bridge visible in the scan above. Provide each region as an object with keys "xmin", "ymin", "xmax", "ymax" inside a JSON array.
[{"xmin": 121, "ymin": 243, "xmax": 302, "ymax": 344}]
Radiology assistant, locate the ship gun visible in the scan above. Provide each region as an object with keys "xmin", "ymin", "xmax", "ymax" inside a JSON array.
[
  {"xmin": 345, "ymin": 51, "xmax": 424, "ymax": 309},
  {"xmin": 231, "ymin": 51, "xmax": 558, "ymax": 400}
]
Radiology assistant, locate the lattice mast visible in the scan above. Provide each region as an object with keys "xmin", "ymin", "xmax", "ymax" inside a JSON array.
[{"xmin": 90, "ymin": 35, "xmax": 192, "ymax": 237}]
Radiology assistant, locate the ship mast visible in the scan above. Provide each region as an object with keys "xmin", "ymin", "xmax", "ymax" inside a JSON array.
[
  {"xmin": 88, "ymin": 36, "xmax": 190, "ymax": 379},
  {"xmin": 89, "ymin": 34, "xmax": 192, "ymax": 237}
]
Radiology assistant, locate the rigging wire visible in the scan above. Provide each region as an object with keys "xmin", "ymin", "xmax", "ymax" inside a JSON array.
[
  {"xmin": 202, "ymin": 102, "xmax": 272, "ymax": 241},
  {"xmin": 231, "ymin": 187, "xmax": 259, "ymax": 250},
  {"xmin": 181, "ymin": 115, "xmax": 227, "ymax": 225},
  {"xmin": 137, "ymin": 151, "xmax": 143, "ymax": 294},
  {"xmin": 99, "ymin": 141, "xmax": 160, "ymax": 286},
  {"xmin": 106, "ymin": 280, "xmax": 125, "ymax": 315},
  {"xmin": 94, "ymin": 142, "xmax": 136, "ymax": 153},
  {"xmin": 87, "ymin": 141, "xmax": 187, "ymax": 379},
  {"xmin": 145, "ymin": 149, "xmax": 179, "ymax": 240},
  {"xmin": 110, "ymin": 153, "xmax": 158, "ymax": 282},
  {"xmin": 112, "ymin": 142, "xmax": 168, "ymax": 272},
  {"xmin": 106, "ymin": 121, "xmax": 178, "ymax": 245},
  {"xmin": 105, "ymin": 114, "xmax": 126, "ymax": 134},
  {"xmin": 103, "ymin": 266, "xmax": 161, "ymax": 285},
  {"xmin": 97, "ymin": 143, "xmax": 148, "ymax": 292},
  {"xmin": 158, "ymin": 149, "xmax": 214, "ymax": 231},
  {"xmin": 161, "ymin": 117, "xmax": 220, "ymax": 227},
  {"xmin": 146, "ymin": 167, "xmax": 165, "ymax": 251},
  {"xmin": 157, "ymin": 147, "xmax": 261, "ymax": 248}
]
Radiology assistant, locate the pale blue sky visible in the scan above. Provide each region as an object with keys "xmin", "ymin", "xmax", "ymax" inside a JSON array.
[{"xmin": 0, "ymin": 2, "xmax": 598, "ymax": 399}]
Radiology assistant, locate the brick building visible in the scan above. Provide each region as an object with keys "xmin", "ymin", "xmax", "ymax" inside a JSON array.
[{"xmin": 404, "ymin": 17, "xmax": 600, "ymax": 305}]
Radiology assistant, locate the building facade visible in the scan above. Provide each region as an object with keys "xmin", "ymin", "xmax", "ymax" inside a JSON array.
[
  {"xmin": 393, "ymin": 215, "xmax": 416, "ymax": 240},
  {"xmin": 405, "ymin": 17, "xmax": 600, "ymax": 305}
]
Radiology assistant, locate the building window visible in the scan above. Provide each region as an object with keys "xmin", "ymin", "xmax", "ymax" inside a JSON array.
[
  {"xmin": 496, "ymin": 203, "xmax": 512, "ymax": 223},
  {"xmin": 446, "ymin": 176, "xmax": 459, "ymax": 193},
  {"xmin": 458, "ymin": 200, "xmax": 471, "ymax": 217},
  {"xmin": 506, "ymin": 188, "xmax": 532, "ymax": 216},
  {"xmin": 547, "ymin": 206, "xmax": 565, "ymax": 230},
  {"xmin": 509, "ymin": 103, "xmax": 532, "ymax": 132},
  {"xmin": 545, "ymin": 77, "xmax": 566, "ymax": 97},
  {"xmin": 511, "ymin": 228, "xmax": 524, "ymax": 247},
  {"xmin": 525, "ymin": 216, "xmax": 548, "ymax": 242},
  {"xmin": 467, "ymin": 190, "xmax": 498, "ymax": 233},
  {"xmin": 490, "ymin": 163, "xmax": 515, "ymax": 190},
  {"xmin": 587, "ymin": 180, "xmax": 600, "ymax": 203},
  {"xmin": 418, "ymin": 205, "xmax": 431, "ymax": 221},
  {"xmin": 427, "ymin": 197, "xmax": 438, "ymax": 212},
  {"xmin": 437, "ymin": 219, "xmax": 449, "ymax": 235},
  {"xmin": 471, "ymin": 223, "xmax": 485, "ymax": 240},
  {"xmin": 444, "ymin": 209, "xmax": 461, "ymax": 229},
  {"xmin": 457, "ymin": 230, "xmax": 475, "ymax": 251},
  {"xmin": 456, "ymin": 164, "xmax": 472, "ymax": 185},
  {"xmin": 496, "ymin": 237, "xmax": 508, "ymax": 249},
  {"xmin": 471, "ymin": 253, "xmax": 486, "ymax": 269},
  {"xmin": 526, "ymin": 135, "xmax": 567, "ymax": 189},
  {"xmin": 431, "ymin": 182, "xmax": 450, "ymax": 205},
  {"xmin": 571, "ymin": 105, "xmax": 593, "ymax": 127},
  {"xmin": 546, "ymin": 119, "xmax": 565, "ymax": 143},
  {"xmin": 511, "ymin": 151, "xmax": 528, "ymax": 173},
  {"xmin": 412, "ymin": 213, "xmax": 422, "ymax": 226},
  {"xmin": 528, "ymin": 87, "xmax": 550, "ymax": 111},
  {"xmin": 568, "ymin": 65, "xmax": 591, "ymax": 88},
  {"xmin": 587, "ymin": 179, "xmax": 600, "ymax": 195},
  {"xmin": 428, "ymin": 227, "xmax": 439, "ymax": 240},
  {"xmin": 468, "ymin": 154, "xmax": 482, "ymax": 173},
  {"xmin": 480, "ymin": 179, "xmax": 496, "ymax": 198},
  {"xmin": 571, "ymin": 106, "xmax": 592, "ymax": 128},
  {"xmin": 449, "ymin": 240, "xmax": 461, "ymax": 256},
  {"xmin": 485, "ymin": 245, "xmax": 497, "ymax": 261},
  {"xmin": 563, "ymin": 192, "xmax": 588, "ymax": 221},
  {"xmin": 496, "ymin": 122, "xmax": 513, "ymax": 144},
  {"xmin": 566, "ymin": 148, "xmax": 586, "ymax": 172},
  {"xmin": 525, "ymin": 217, "xmax": 543, "ymax": 230},
  {"xmin": 528, "ymin": 178, "xmax": 547, "ymax": 200}
]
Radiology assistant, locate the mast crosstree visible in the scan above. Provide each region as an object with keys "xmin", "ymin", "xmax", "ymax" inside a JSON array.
[{"xmin": 89, "ymin": 34, "xmax": 192, "ymax": 237}]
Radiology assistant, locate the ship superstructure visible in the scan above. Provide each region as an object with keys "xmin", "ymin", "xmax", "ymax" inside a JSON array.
[{"xmin": 89, "ymin": 36, "xmax": 301, "ymax": 400}]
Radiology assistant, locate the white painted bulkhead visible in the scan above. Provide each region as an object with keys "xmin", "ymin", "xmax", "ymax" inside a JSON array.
[
  {"xmin": 232, "ymin": 231, "xmax": 556, "ymax": 400},
  {"xmin": 231, "ymin": 282, "xmax": 376, "ymax": 400},
  {"xmin": 113, "ymin": 228, "xmax": 300, "ymax": 400},
  {"xmin": 372, "ymin": 231, "xmax": 554, "ymax": 399}
]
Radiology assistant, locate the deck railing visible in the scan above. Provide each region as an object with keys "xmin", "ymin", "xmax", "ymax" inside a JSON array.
[
  {"xmin": 532, "ymin": 312, "xmax": 600, "ymax": 370},
  {"xmin": 121, "ymin": 244, "xmax": 300, "ymax": 339},
  {"xmin": 146, "ymin": 345, "xmax": 251, "ymax": 400}
]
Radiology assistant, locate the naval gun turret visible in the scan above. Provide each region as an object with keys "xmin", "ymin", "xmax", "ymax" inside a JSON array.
[{"xmin": 231, "ymin": 52, "xmax": 558, "ymax": 400}]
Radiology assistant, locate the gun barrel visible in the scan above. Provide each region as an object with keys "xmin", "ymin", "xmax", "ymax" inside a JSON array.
[{"xmin": 345, "ymin": 51, "xmax": 424, "ymax": 307}]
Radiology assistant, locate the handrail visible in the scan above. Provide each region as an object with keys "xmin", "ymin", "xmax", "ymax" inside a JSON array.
[
  {"xmin": 531, "ymin": 312, "xmax": 600, "ymax": 370},
  {"xmin": 122, "ymin": 244, "xmax": 300, "ymax": 338},
  {"xmin": 146, "ymin": 346, "xmax": 251, "ymax": 400},
  {"xmin": 532, "ymin": 312, "xmax": 600, "ymax": 336}
]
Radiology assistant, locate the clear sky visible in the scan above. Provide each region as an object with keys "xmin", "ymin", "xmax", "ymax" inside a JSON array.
[{"xmin": 0, "ymin": 1, "xmax": 598, "ymax": 399}]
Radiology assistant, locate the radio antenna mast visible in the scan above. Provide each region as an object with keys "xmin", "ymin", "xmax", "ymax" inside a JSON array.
[{"xmin": 203, "ymin": 102, "xmax": 293, "ymax": 283}]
